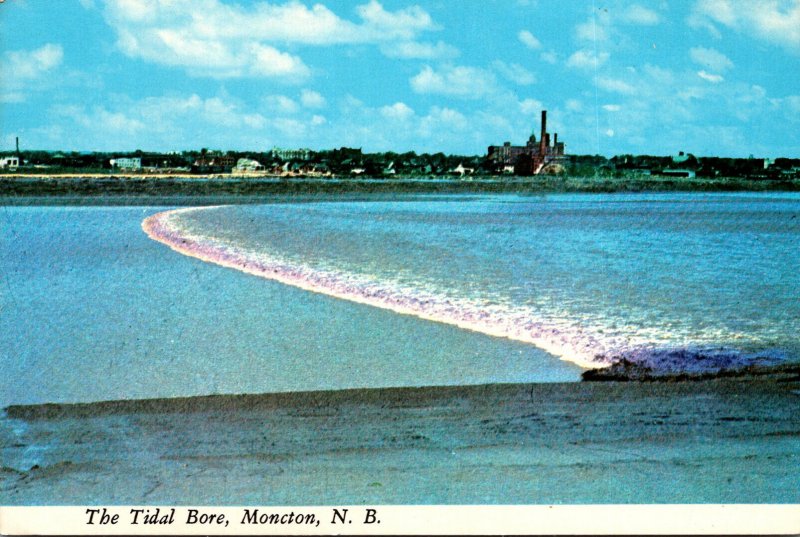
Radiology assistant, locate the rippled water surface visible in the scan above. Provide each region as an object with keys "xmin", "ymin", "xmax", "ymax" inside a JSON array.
[
  {"xmin": 1, "ymin": 201, "xmax": 580, "ymax": 407},
  {"xmin": 168, "ymin": 193, "xmax": 800, "ymax": 369},
  {"xmin": 2, "ymin": 193, "xmax": 799, "ymax": 405}
]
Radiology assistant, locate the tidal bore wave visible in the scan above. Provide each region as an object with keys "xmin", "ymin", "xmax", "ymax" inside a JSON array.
[{"xmin": 143, "ymin": 207, "xmax": 786, "ymax": 379}]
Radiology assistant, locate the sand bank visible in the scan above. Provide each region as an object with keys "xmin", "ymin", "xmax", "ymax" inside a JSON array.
[{"xmin": 2, "ymin": 378, "xmax": 799, "ymax": 505}]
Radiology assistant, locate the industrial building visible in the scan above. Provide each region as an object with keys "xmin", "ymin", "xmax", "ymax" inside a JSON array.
[{"xmin": 487, "ymin": 110, "xmax": 565, "ymax": 175}]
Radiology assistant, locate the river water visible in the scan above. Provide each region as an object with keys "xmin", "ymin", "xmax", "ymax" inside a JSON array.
[{"xmin": 2, "ymin": 193, "xmax": 798, "ymax": 406}]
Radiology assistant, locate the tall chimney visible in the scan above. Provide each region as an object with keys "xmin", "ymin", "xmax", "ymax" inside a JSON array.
[
  {"xmin": 15, "ymin": 137, "xmax": 19, "ymax": 155},
  {"xmin": 540, "ymin": 110, "xmax": 547, "ymax": 139},
  {"xmin": 540, "ymin": 110, "xmax": 547, "ymax": 154}
]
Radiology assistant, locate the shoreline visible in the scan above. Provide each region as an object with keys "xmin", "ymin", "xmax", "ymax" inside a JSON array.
[
  {"xmin": 3, "ymin": 377, "xmax": 799, "ymax": 504},
  {"xmin": 6, "ymin": 369, "xmax": 799, "ymax": 418},
  {"xmin": 2, "ymin": 174, "xmax": 799, "ymax": 201}
]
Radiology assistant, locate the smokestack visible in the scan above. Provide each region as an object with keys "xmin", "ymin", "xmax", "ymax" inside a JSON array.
[
  {"xmin": 15, "ymin": 137, "xmax": 19, "ymax": 155},
  {"xmin": 540, "ymin": 110, "xmax": 547, "ymax": 140},
  {"xmin": 539, "ymin": 110, "xmax": 547, "ymax": 154}
]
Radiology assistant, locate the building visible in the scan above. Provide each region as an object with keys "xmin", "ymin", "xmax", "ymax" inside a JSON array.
[
  {"xmin": 270, "ymin": 147, "xmax": 312, "ymax": 161},
  {"xmin": 0, "ymin": 156, "xmax": 20, "ymax": 169},
  {"xmin": 657, "ymin": 151, "xmax": 698, "ymax": 178},
  {"xmin": 487, "ymin": 110, "xmax": 565, "ymax": 175},
  {"xmin": 233, "ymin": 158, "xmax": 265, "ymax": 173},
  {"xmin": 110, "ymin": 157, "xmax": 142, "ymax": 170},
  {"xmin": 193, "ymin": 154, "xmax": 236, "ymax": 172}
]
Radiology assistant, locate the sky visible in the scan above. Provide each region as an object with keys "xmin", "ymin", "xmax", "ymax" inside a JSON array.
[{"xmin": 1, "ymin": 0, "xmax": 799, "ymax": 157}]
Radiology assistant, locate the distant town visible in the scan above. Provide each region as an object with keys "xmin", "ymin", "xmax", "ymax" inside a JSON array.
[{"xmin": 1, "ymin": 110, "xmax": 799, "ymax": 182}]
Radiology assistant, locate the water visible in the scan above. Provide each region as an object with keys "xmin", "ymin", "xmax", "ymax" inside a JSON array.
[
  {"xmin": 0, "ymin": 202, "xmax": 578, "ymax": 407},
  {"xmin": 3, "ymin": 193, "xmax": 798, "ymax": 506},
  {"xmin": 150, "ymin": 193, "xmax": 800, "ymax": 373},
  {"xmin": 2, "ymin": 193, "xmax": 798, "ymax": 406}
]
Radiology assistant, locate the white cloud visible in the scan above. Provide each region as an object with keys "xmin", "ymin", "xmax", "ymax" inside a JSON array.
[
  {"xmin": 786, "ymin": 95, "xmax": 800, "ymax": 114},
  {"xmin": 355, "ymin": 0, "xmax": 436, "ymax": 40},
  {"xmin": 102, "ymin": 0, "xmax": 444, "ymax": 80},
  {"xmin": 595, "ymin": 77, "xmax": 636, "ymax": 94},
  {"xmin": 249, "ymin": 44, "xmax": 311, "ymax": 78},
  {"xmin": 643, "ymin": 64, "xmax": 674, "ymax": 85},
  {"xmin": 518, "ymin": 30, "xmax": 541, "ymax": 49},
  {"xmin": 555, "ymin": 47, "xmax": 800, "ymax": 155},
  {"xmin": 697, "ymin": 70, "xmax": 724, "ymax": 83},
  {"xmin": 54, "ymin": 104, "xmax": 145, "ymax": 136},
  {"xmin": 46, "ymin": 92, "xmax": 346, "ymax": 150},
  {"xmin": 576, "ymin": 16, "xmax": 609, "ymax": 42},
  {"xmin": 110, "ymin": 0, "xmax": 155, "ymax": 22},
  {"xmin": 623, "ymin": 5, "xmax": 661, "ymax": 25},
  {"xmin": 118, "ymin": 25, "xmax": 311, "ymax": 80},
  {"xmin": 566, "ymin": 49, "xmax": 610, "ymax": 69},
  {"xmin": 2, "ymin": 43, "xmax": 64, "ymax": 102},
  {"xmin": 690, "ymin": 0, "xmax": 800, "ymax": 52},
  {"xmin": 243, "ymin": 113, "xmax": 267, "ymax": 129},
  {"xmin": 519, "ymin": 98, "xmax": 544, "ymax": 115},
  {"xmin": 418, "ymin": 106, "xmax": 468, "ymax": 136},
  {"xmin": 272, "ymin": 118, "xmax": 308, "ymax": 138},
  {"xmin": 565, "ymin": 98, "xmax": 583, "ymax": 112},
  {"xmin": 540, "ymin": 51, "xmax": 558, "ymax": 64},
  {"xmin": 492, "ymin": 61, "xmax": 536, "ymax": 85},
  {"xmin": 0, "ymin": 93, "xmax": 25, "ymax": 104},
  {"xmin": 380, "ymin": 102, "xmax": 415, "ymax": 120},
  {"xmin": 264, "ymin": 95, "xmax": 299, "ymax": 114},
  {"xmin": 690, "ymin": 46, "xmax": 733, "ymax": 72},
  {"xmin": 3, "ymin": 43, "xmax": 63, "ymax": 82},
  {"xmin": 410, "ymin": 65, "xmax": 497, "ymax": 98},
  {"xmin": 300, "ymin": 89, "xmax": 326, "ymax": 109},
  {"xmin": 380, "ymin": 40, "xmax": 459, "ymax": 59}
]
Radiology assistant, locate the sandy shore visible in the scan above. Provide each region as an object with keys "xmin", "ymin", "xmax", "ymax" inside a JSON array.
[{"xmin": 2, "ymin": 378, "xmax": 799, "ymax": 505}]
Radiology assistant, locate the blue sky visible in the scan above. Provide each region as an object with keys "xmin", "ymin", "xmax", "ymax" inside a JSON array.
[{"xmin": 1, "ymin": 0, "xmax": 799, "ymax": 156}]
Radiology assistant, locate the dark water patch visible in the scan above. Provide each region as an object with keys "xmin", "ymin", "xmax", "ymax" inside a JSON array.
[{"xmin": 583, "ymin": 347, "xmax": 799, "ymax": 381}]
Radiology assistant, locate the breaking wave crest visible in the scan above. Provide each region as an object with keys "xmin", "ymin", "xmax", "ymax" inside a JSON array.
[{"xmin": 143, "ymin": 207, "xmax": 787, "ymax": 379}]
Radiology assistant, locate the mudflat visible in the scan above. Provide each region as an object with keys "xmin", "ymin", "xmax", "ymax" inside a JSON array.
[{"xmin": 2, "ymin": 378, "xmax": 799, "ymax": 505}]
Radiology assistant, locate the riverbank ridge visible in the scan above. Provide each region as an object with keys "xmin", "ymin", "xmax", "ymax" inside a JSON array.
[{"xmin": 2, "ymin": 174, "xmax": 800, "ymax": 200}]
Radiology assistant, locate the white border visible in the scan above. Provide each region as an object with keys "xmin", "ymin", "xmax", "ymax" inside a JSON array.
[{"xmin": 1, "ymin": 505, "xmax": 799, "ymax": 535}]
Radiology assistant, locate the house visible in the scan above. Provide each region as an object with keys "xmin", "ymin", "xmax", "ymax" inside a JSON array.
[
  {"xmin": 450, "ymin": 163, "xmax": 475, "ymax": 177},
  {"xmin": 0, "ymin": 156, "xmax": 20, "ymax": 169},
  {"xmin": 233, "ymin": 158, "xmax": 265, "ymax": 173},
  {"xmin": 270, "ymin": 147, "xmax": 312, "ymax": 161},
  {"xmin": 110, "ymin": 157, "xmax": 142, "ymax": 170}
]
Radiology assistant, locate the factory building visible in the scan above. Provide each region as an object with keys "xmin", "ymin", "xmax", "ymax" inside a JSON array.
[{"xmin": 487, "ymin": 110, "xmax": 565, "ymax": 175}]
